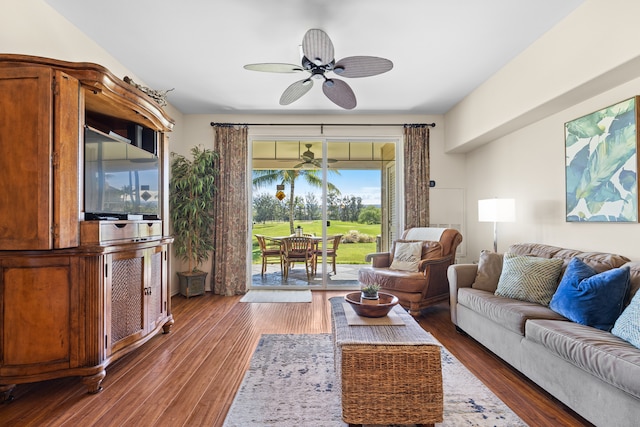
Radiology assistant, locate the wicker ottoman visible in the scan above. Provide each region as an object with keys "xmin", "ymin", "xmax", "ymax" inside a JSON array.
[{"xmin": 330, "ymin": 297, "xmax": 443, "ymax": 426}]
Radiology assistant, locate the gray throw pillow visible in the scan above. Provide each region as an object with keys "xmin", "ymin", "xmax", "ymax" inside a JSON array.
[{"xmin": 495, "ymin": 252, "xmax": 563, "ymax": 306}]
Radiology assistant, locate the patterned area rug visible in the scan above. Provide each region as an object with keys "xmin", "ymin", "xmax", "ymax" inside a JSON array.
[{"xmin": 223, "ymin": 334, "xmax": 527, "ymax": 427}]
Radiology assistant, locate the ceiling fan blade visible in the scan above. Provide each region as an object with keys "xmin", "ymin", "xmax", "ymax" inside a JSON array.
[
  {"xmin": 333, "ymin": 56, "xmax": 393, "ymax": 78},
  {"xmin": 279, "ymin": 79, "xmax": 313, "ymax": 105},
  {"xmin": 302, "ymin": 29, "xmax": 334, "ymax": 66},
  {"xmin": 322, "ymin": 78, "xmax": 356, "ymax": 110},
  {"xmin": 244, "ymin": 63, "xmax": 304, "ymax": 73},
  {"xmin": 326, "ymin": 158, "xmax": 338, "ymax": 163}
]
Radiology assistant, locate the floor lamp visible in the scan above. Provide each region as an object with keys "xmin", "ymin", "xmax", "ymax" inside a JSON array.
[{"xmin": 478, "ymin": 198, "xmax": 515, "ymax": 252}]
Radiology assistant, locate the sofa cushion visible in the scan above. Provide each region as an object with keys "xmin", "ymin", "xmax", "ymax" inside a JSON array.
[
  {"xmin": 553, "ymin": 249, "xmax": 630, "ymax": 272},
  {"xmin": 612, "ymin": 290, "xmax": 640, "ymax": 349},
  {"xmin": 389, "ymin": 241, "xmax": 423, "ymax": 271},
  {"xmin": 358, "ymin": 267, "xmax": 426, "ymax": 293},
  {"xmin": 495, "ymin": 253, "xmax": 563, "ymax": 306},
  {"xmin": 508, "ymin": 243, "xmax": 564, "ymax": 259},
  {"xmin": 526, "ymin": 319, "xmax": 640, "ymax": 400},
  {"xmin": 550, "ymin": 258, "xmax": 630, "ymax": 331},
  {"xmin": 472, "ymin": 250, "xmax": 503, "ymax": 292},
  {"xmin": 457, "ymin": 288, "xmax": 566, "ymax": 335}
]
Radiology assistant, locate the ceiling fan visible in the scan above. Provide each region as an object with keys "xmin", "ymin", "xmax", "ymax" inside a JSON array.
[
  {"xmin": 294, "ymin": 144, "xmax": 337, "ymax": 169},
  {"xmin": 244, "ymin": 29, "xmax": 393, "ymax": 110}
]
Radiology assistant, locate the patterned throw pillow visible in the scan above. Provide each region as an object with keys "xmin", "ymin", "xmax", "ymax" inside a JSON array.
[
  {"xmin": 389, "ymin": 241, "xmax": 423, "ymax": 272},
  {"xmin": 612, "ymin": 291, "xmax": 640, "ymax": 349},
  {"xmin": 495, "ymin": 253, "xmax": 564, "ymax": 306},
  {"xmin": 472, "ymin": 250, "xmax": 504, "ymax": 292},
  {"xmin": 549, "ymin": 257, "xmax": 630, "ymax": 331}
]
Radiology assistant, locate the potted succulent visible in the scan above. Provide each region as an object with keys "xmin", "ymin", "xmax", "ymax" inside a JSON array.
[
  {"xmin": 169, "ymin": 146, "xmax": 219, "ymax": 298},
  {"xmin": 361, "ymin": 283, "xmax": 381, "ymax": 305}
]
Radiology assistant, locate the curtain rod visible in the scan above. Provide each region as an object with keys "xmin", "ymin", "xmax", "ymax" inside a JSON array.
[{"xmin": 210, "ymin": 122, "xmax": 435, "ymax": 128}]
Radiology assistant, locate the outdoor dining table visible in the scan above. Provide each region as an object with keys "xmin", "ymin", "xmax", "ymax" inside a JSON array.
[{"xmin": 268, "ymin": 235, "xmax": 334, "ymax": 276}]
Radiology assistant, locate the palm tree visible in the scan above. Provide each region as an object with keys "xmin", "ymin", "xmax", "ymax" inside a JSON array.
[{"xmin": 253, "ymin": 169, "xmax": 340, "ymax": 234}]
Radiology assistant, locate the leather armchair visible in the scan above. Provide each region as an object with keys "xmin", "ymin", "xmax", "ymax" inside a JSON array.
[{"xmin": 358, "ymin": 227, "xmax": 463, "ymax": 316}]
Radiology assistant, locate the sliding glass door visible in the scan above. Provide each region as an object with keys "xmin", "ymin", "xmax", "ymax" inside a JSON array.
[{"xmin": 250, "ymin": 138, "xmax": 397, "ymax": 290}]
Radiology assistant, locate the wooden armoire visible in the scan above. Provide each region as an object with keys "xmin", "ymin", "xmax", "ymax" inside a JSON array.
[{"xmin": 0, "ymin": 55, "xmax": 175, "ymax": 399}]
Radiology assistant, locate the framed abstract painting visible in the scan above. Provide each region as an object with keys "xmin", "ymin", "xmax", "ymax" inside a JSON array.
[{"xmin": 565, "ymin": 97, "xmax": 639, "ymax": 222}]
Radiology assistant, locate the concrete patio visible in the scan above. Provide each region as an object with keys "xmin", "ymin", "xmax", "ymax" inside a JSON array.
[{"xmin": 251, "ymin": 263, "xmax": 363, "ymax": 289}]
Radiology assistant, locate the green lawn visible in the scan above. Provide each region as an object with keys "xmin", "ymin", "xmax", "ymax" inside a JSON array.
[{"xmin": 251, "ymin": 220, "xmax": 380, "ymax": 264}]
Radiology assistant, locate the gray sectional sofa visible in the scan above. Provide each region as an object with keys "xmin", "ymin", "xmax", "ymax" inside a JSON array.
[{"xmin": 448, "ymin": 243, "xmax": 640, "ymax": 427}]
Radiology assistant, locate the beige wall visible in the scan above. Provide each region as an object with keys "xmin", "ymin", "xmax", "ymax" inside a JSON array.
[
  {"xmin": 447, "ymin": 0, "xmax": 640, "ymax": 261},
  {"xmin": 1, "ymin": 0, "xmax": 181, "ymax": 293},
  {"xmin": 446, "ymin": 0, "xmax": 640, "ymax": 153},
  {"xmin": 16, "ymin": 0, "xmax": 636, "ymax": 285}
]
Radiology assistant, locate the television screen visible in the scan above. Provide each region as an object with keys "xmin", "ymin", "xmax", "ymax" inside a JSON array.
[{"xmin": 84, "ymin": 126, "xmax": 160, "ymax": 219}]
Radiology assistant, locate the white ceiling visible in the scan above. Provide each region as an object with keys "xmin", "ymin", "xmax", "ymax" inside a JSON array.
[{"xmin": 45, "ymin": 0, "xmax": 584, "ymax": 115}]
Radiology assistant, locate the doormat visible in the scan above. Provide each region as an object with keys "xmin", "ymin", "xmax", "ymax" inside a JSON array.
[
  {"xmin": 223, "ymin": 333, "xmax": 527, "ymax": 426},
  {"xmin": 239, "ymin": 289, "xmax": 312, "ymax": 303}
]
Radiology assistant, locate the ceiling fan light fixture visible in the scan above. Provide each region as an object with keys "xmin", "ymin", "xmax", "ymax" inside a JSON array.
[{"xmin": 301, "ymin": 162, "xmax": 315, "ymax": 169}]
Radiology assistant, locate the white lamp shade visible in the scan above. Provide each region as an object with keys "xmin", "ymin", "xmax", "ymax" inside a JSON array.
[{"xmin": 478, "ymin": 198, "xmax": 515, "ymax": 222}]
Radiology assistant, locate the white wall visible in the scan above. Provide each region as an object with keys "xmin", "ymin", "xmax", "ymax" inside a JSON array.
[{"xmin": 448, "ymin": 0, "xmax": 640, "ymax": 261}]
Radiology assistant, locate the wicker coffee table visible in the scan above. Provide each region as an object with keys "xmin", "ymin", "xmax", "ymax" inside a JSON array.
[{"xmin": 330, "ymin": 296, "xmax": 443, "ymax": 427}]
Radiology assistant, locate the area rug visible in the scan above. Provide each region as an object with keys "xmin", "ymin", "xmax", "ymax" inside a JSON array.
[
  {"xmin": 223, "ymin": 334, "xmax": 527, "ymax": 427},
  {"xmin": 239, "ymin": 289, "xmax": 312, "ymax": 303}
]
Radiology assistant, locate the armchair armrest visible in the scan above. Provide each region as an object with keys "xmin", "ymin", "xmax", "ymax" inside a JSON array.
[
  {"xmin": 447, "ymin": 264, "xmax": 478, "ymax": 325},
  {"xmin": 417, "ymin": 254, "xmax": 454, "ymax": 272},
  {"xmin": 364, "ymin": 252, "xmax": 391, "ymax": 268}
]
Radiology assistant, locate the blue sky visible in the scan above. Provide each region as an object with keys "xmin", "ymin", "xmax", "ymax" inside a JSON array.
[{"xmin": 285, "ymin": 169, "xmax": 382, "ymax": 206}]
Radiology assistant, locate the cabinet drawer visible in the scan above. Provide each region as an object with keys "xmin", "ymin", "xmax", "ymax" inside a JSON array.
[
  {"xmin": 138, "ymin": 222, "xmax": 162, "ymax": 238},
  {"xmin": 81, "ymin": 220, "xmax": 162, "ymax": 244},
  {"xmin": 100, "ymin": 223, "xmax": 137, "ymax": 241}
]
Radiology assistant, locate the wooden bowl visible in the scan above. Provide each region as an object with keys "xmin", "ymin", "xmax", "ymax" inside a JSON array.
[{"xmin": 344, "ymin": 292, "xmax": 399, "ymax": 318}]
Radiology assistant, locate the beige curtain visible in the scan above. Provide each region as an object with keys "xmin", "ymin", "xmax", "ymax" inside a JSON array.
[
  {"xmin": 403, "ymin": 125, "xmax": 430, "ymax": 228},
  {"xmin": 211, "ymin": 124, "xmax": 248, "ymax": 295}
]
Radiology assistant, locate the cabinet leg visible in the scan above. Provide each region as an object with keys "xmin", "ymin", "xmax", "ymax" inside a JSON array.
[
  {"xmin": 0, "ymin": 384, "xmax": 15, "ymax": 402},
  {"xmin": 82, "ymin": 370, "xmax": 106, "ymax": 394},
  {"xmin": 162, "ymin": 319, "xmax": 174, "ymax": 334}
]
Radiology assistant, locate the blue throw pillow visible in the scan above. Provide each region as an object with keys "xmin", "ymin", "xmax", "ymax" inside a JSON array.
[
  {"xmin": 612, "ymin": 290, "xmax": 640, "ymax": 349},
  {"xmin": 550, "ymin": 257, "xmax": 630, "ymax": 331}
]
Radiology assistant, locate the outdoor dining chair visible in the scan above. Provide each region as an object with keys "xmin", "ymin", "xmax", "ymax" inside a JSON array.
[
  {"xmin": 313, "ymin": 234, "xmax": 343, "ymax": 275},
  {"xmin": 282, "ymin": 236, "xmax": 314, "ymax": 280},
  {"xmin": 255, "ymin": 234, "xmax": 283, "ymax": 277}
]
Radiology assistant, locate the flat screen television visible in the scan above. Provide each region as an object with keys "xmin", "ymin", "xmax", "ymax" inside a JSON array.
[{"xmin": 84, "ymin": 126, "xmax": 160, "ymax": 220}]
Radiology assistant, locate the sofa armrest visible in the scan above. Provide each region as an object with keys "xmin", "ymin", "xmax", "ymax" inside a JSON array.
[
  {"xmin": 364, "ymin": 252, "xmax": 391, "ymax": 268},
  {"xmin": 447, "ymin": 264, "xmax": 478, "ymax": 325}
]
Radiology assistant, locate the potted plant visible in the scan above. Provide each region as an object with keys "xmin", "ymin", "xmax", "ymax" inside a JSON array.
[
  {"xmin": 169, "ymin": 146, "xmax": 219, "ymax": 298},
  {"xmin": 361, "ymin": 283, "xmax": 380, "ymax": 305}
]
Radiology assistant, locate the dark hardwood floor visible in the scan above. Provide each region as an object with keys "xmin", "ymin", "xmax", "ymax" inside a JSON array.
[{"xmin": 0, "ymin": 291, "xmax": 592, "ymax": 426}]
